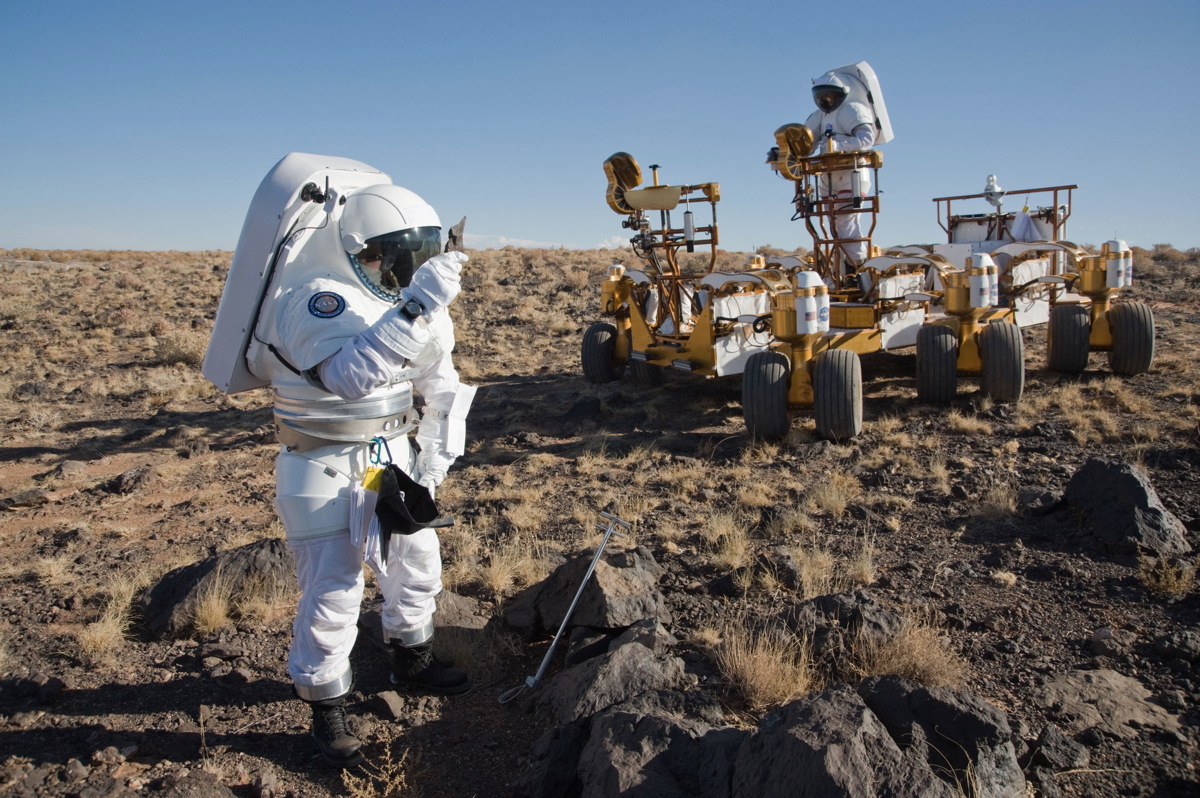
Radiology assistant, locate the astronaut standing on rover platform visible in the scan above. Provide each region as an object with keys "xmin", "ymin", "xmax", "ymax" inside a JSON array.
[
  {"xmin": 803, "ymin": 68, "xmax": 882, "ymax": 268},
  {"xmin": 202, "ymin": 153, "xmax": 476, "ymax": 769}
]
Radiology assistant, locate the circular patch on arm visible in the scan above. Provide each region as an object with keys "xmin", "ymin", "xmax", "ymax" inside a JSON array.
[{"xmin": 308, "ymin": 292, "xmax": 346, "ymax": 318}]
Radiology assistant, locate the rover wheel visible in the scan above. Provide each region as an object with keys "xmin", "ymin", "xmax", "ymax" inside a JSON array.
[
  {"xmin": 1108, "ymin": 301, "xmax": 1155, "ymax": 376},
  {"xmin": 979, "ymin": 322, "xmax": 1025, "ymax": 402},
  {"xmin": 813, "ymin": 349, "xmax": 862, "ymax": 441},
  {"xmin": 630, "ymin": 359, "xmax": 664, "ymax": 385},
  {"xmin": 916, "ymin": 324, "xmax": 958, "ymax": 404},
  {"xmin": 1047, "ymin": 304, "xmax": 1091, "ymax": 374},
  {"xmin": 742, "ymin": 351, "xmax": 790, "ymax": 440},
  {"xmin": 581, "ymin": 322, "xmax": 625, "ymax": 383}
]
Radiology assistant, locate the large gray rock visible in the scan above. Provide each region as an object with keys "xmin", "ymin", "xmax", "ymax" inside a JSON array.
[
  {"xmin": 506, "ymin": 546, "xmax": 670, "ymax": 638},
  {"xmin": 1022, "ymin": 724, "xmax": 1090, "ymax": 771},
  {"xmin": 539, "ymin": 642, "xmax": 686, "ymax": 725},
  {"xmin": 1038, "ymin": 669, "xmax": 1181, "ymax": 740},
  {"xmin": 1153, "ymin": 628, "xmax": 1200, "ymax": 662},
  {"xmin": 858, "ymin": 675, "xmax": 1026, "ymax": 797},
  {"xmin": 577, "ymin": 699, "xmax": 743, "ymax": 798},
  {"xmin": 1064, "ymin": 458, "xmax": 1191, "ymax": 558},
  {"xmin": 732, "ymin": 687, "xmax": 955, "ymax": 798},
  {"xmin": 138, "ymin": 538, "xmax": 294, "ymax": 638}
]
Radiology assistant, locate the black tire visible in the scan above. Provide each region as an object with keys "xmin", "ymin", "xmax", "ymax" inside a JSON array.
[
  {"xmin": 742, "ymin": 351, "xmax": 791, "ymax": 440},
  {"xmin": 1108, "ymin": 302, "xmax": 1155, "ymax": 376},
  {"xmin": 630, "ymin": 359, "xmax": 664, "ymax": 385},
  {"xmin": 1047, "ymin": 304, "xmax": 1091, "ymax": 374},
  {"xmin": 979, "ymin": 322, "xmax": 1025, "ymax": 402},
  {"xmin": 581, "ymin": 322, "xmax": 624, "ymax": 383},
  {"xmin": 916, "ymin": 324, "xmax": 958, "ymax": 404},
  {"xmin": 813, "ymin": 349, "xmax": 862, "ymax": 441}
]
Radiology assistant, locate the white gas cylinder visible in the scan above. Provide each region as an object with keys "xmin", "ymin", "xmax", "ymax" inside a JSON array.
[{"xmin": 794, "ymin": 270, "xmax": 830, "ymax": 334}]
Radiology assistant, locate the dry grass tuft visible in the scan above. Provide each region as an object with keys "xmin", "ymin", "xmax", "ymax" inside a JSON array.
[
  {"xmin": 440, "ymin": 519, "xmax": 485, "ymax": 592},
  {"xmin": 155, "ymin": 329, "xmax": 208, "ymax": 367},
  {"xmin": 792, "ymin": 543, "xmax": 838, "ymax": 599},
  {"xmin": 974, "ymin": 481, "xmax": 1017, "ymax": 520},
  {"xmin": 702, "ymin": 511, "xmax": 751, "ymax": 571},
  {"xmin": 848, "ymin": 535, "xmax": 877, "ymax": 587},
  {"xmin": 478, "ymin": 534, "xmax": 546, "ymax": 601},
  {"xmin": 32, "ymin": 552, "xmax": 78, "ymax": 589},
  {"xmin": 804, "ymin": 472, "xmax": 862, "ymax": 516},
  {"xmin": 927, "ymin": 454, "xmax": 952, "ymax": 494},
  {"xmin": 341, "ymin": 744, "xmax": 416, "ymax": 798},
  {"xmin": 232, "ymin": 573, "xmax": 298, "ymax": 625},
  {"xmin": 789, "ymin": 535, "xmax": 875, "ymax": 599},
  {"xmin": 76, "ymin": 570, "xmax": 150, "ymax": 664},
  {"xmin": 766, "ymin": 506, "xmax": 817, "ymax": 538},
  {"xmin": 191, "ymin": 568, "xmax": 235, "ymax": 635},
  {"xmin": 711, "ymin": 623, "xmax": 818, "ymax": 710},
  {"xmin": 946, "ymin": 410, "xmax": 992, "ymax": 436},
  {"xmin": 990, "ymin": 570, "xmax": 1018, "ymax": 587},
  {"xmin": 849, "ymin": 612, "xmax": 966, "ymax": 687},
  {"xmin": 1139, "ymin": 557, "xmax": 1196, "ymax": 598}
]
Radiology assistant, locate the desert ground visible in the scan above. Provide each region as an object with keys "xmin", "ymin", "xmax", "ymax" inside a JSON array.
[{"xmin": 0, "ymin": 243, "xmax": 1197, "ymax": 797}]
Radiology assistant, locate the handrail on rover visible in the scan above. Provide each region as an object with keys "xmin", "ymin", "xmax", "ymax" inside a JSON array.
[{"xmin": 933, "ymin": 184, "xmax": 1077, "ymax": 243}]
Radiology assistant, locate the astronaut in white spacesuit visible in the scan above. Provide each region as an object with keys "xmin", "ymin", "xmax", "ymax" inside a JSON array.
[
  {"xmin": 245, "ymin": 179, "xmax": 475, "ymax": 768},
  {"xmin": 804, "ymin": 71, "xmax": 878, "ymax": 267}
]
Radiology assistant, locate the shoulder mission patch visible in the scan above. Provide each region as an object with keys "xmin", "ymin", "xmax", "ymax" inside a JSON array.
[{"xmin": 308, "ymin": 292, "xmax": 346, "ymax": 318}]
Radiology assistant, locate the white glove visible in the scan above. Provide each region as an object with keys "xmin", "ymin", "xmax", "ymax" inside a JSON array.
[
  {"xmin": 418, "ymin": 475, "xmax": 436, "ymax": 502},
  {"xmin": 404, "ymin": 251, "xmax": 467, "ymax": 311}
]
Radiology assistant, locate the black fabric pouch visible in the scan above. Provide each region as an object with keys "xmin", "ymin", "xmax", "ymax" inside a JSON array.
[{"xmin": 374, "ymin": 464, "xmax": 439, "ymax": 560}]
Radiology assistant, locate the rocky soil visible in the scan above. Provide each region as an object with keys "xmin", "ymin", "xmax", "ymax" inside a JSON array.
[{"xmin": 0, "ymin": 245, "xmax": 1197, "ymax": 797}]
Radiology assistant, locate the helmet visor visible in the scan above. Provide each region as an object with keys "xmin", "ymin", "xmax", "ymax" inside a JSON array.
[
  {"xmin": 813, "ymin": 86, "xmax": 846, "ymax": 113},
  {"xmin": 354, "ymin": 226, "xmax": 442, "ymax": 299}
]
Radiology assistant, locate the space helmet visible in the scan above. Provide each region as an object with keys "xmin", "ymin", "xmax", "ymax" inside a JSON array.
[{"xmin": 339, "ymin": 184, "xmax": 442, "ymax": 301}]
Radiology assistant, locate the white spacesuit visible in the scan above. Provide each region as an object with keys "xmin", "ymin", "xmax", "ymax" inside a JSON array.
[
  {"xmin": 804, "ymin": 71, "xmax": 878, "ymax": 267},
  {"xmin": 204, "ymin": 154, "xmax": 475, "ymax": 768}
]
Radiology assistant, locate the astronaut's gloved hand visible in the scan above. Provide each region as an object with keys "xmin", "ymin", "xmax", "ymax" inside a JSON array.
[
  {"xmin": 404, "ymin": 251, "xmax": 467, "ymax": 312},
  {"xmin": 414, "ymin": 449, "xmax": 453, "ymax": 495}
]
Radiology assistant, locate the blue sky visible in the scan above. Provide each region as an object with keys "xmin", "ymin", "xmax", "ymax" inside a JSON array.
[{"xmin": 2, "ymin": 1, "xmax": 1196, "ymax": 253}]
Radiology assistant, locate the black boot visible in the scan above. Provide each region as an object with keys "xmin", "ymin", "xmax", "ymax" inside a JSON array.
[
  {"xmin": 308, "ymin": 697, "xmax": 364, "ymax": 768},
  {"xmin": 389, "ymin": 640, "xmax": 470, "ymax": 694}
]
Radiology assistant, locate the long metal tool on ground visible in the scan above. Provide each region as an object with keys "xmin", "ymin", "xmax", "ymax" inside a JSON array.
[{"xmin": 498, "ymin": 511, "xmax": 631, "ymax": 704}]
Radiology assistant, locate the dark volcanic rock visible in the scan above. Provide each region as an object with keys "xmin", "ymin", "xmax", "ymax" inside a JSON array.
[
  {"xmin": 506, "ymin": 546, "xmax": 670, "ymax": 638},
  {"xmin": 732, "ymin": 687, "xmax": 955, "ymax": 798},
  {"xmin": 577, "ymin": 698, "xmax": 743, "ymax": 798},
  {"xmin": 1064, "ymin": 458, "xmax": 1191, "ymax": 558},
  {"xmin": 858, "ymin": 675, "xmax": 1025, "ymax": 798},
  {"xmin": 1022, "ymin": 723, "xmax": 1090, "ymax": 771},
  {"xmin": 138, "ymin": 538, "xmax": 294, "ymax": 638},
  {"xmin": 539, "ymin": 642, "xmax": 686, "ymax": 725}
]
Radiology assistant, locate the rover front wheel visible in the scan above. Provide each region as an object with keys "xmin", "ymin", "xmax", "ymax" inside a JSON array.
[
  {"xmin": 1047, "ymin": 304, "xmax": 1091, "ymax": 374},
  {"xmin": 742, "ymin": 351, "xmax": 791, "ymax": 440},
  {"xmin": 813, "ymin": 349, "xmax": 862, "ymax": 441},
  {"xmin": 916, "ymin": 324, "xmax": 958, "ymax": 404},
  {"xmin": 581, "ymin": 322, "xmax": 625, "ymax": 383},
  {"xmin": 979, "ymin": 322, "xmax": 1025, "ymax": 402},
  {"xmin": 1108, "ymin": 302, "xmax": 1155, "ymax": 376}
]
